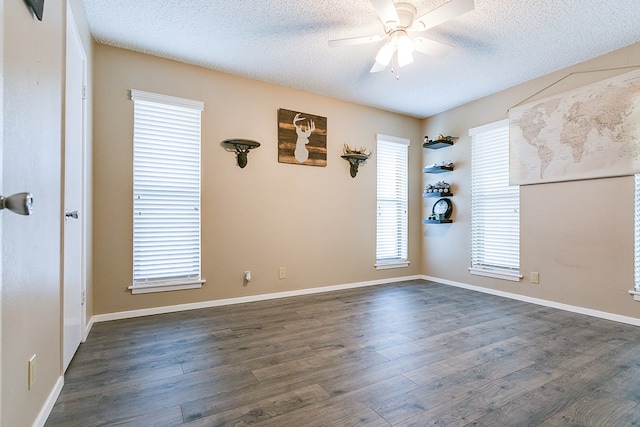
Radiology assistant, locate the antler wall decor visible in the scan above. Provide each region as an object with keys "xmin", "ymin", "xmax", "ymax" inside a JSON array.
[
  {"xmin": 222, "ymin": 138, "xmax": 261, "ymax": 168},
  {"xmin": 341, "ymin": 145, "xmax": 372, "ymax": 178}
]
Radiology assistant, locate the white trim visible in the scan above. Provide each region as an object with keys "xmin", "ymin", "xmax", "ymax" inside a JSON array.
[
  {"xmin": 469, "ymin": 118, "xmax": 509, "ymax": 136},
  {"xmin": 92, "ymin": 276, "xmax": 422, "ymax": 323},
  {"xmin": 468, "ymin": 267, "xmax": 522, "ymax": 282},
  {"xmin": 629, "ymin": 290, "xmax": 640, "ymax": 301},
  {"xmin": 90, "ymin": 274, "xmax": 640, "ymax": 335},
  {"xmin": 376, "ymin": 133, "xmax": 411, "ymax": 146},
  {"xmin": 425, "ymin": 275, "xmax": 640, "ymax": 326},
  {"xmin": 33, "ymin": 376, "xmax": 64, "ymax": 427},
  {"xmin": 83, "ymin": 317, "xmax": 94, "ymax": 342},
  {"xmin": 375, "ymin": 261, "xmax": 410, "ymax": 270},
  {"xmin": 128, "ymin": 279, "xmax": 205, "ymax": 294},
  {"xmin": 130, "ymin": 89, "xmax": 204, "ymax": 111}
]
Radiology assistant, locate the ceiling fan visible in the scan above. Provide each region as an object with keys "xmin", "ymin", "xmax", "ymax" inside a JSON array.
[{"xmin": 329, "ymin": 0, "xmax": 474, "ymax": 76}]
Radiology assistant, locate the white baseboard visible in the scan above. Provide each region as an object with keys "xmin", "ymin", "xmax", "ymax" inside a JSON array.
[
  {"xmin": 91, "ymin": 275, "xmax": 423, "ymax": 324},
  {"xmin": 91, "ymin": 274, "xmax": 639, "ymax": 327},
  {"xmin": 423, "ymin": 275, "xmax": 640, "ymax": 327},
  {"xmin": 83, "ymin": 316, "xmax": 94, "ymax": 342},
  {"xmin": 33, "ymin": 375, "xmax": 63, "ymax": 427}
]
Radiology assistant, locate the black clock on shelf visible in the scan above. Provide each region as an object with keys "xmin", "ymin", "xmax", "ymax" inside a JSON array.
[{"xmin": 432, "ymin": 198, "xmax": 453, "ymax": 220}]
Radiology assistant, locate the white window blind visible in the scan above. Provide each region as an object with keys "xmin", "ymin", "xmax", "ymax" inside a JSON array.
[
  {"xmin": 376, "ymin": 134, "xmax": 410, "ymax": 269},
  {"xmin": 130, "ymin": 89, "xmax": 204, "ymax": 293},
  {"xmin": 469, "ymin": 120, "xmax": 521, "ymax": 281},
  {"xmin": 635, "ymin": 174, "xmax": 640, "ymax": 291}
]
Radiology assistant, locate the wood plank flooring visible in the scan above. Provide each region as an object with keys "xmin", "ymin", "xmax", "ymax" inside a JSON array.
[{"xmin": 45, "ymin": 280, "xmax": 640, "ymax": 426}]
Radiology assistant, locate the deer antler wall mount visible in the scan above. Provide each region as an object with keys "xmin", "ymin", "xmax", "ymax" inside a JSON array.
[
  {"xmin": 222, "ymin": 138, "xmax": 261, "ymax": 168},
  {"xmin": 341, "ymin": 145, "xmax": 372, "ymax": 178}
]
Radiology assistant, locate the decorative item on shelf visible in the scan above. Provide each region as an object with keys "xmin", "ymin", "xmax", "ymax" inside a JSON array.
[
  {"xmin": 433, "ymin": 198, "xmax": 453, "ymax": 219},
  {"xmin": 442, "ymin": 160, "xmax": 454, "ymax": 168},
  {"xmin": 341, "ymin": 145, "xmax": 372, "ymax": 178},
  {"xmin": 424, "ymin": 181, "xmax": 451, "ymax": 196},
  {"xmin": 423, "ymin": 134, "xmax": 458, "ymax": 149},
  {"xmin": 423, "ymin": 197, "xmax": 453, "ymax": 224},
  {"xmin": 423, "ymin": 160, "xmax": 454, "ymax": 174},
  {"xmin": 222, "ymin": 138, "xmax": 261, "ymax": 168}
]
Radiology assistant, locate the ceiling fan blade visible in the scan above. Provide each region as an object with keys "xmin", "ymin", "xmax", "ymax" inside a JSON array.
[
  {"xmin": 328, "ymin": 34, "xmax": 385, "ymax": 48},
  {"xmin": 411, "ymin": 0, "xmax": 474, "ymax": 32},
  {"xmin": 369, "ymin": 0, "xmax": 400, "ymax": 27},
  {"xmin": 412, "ymin": 37, "xmax": 454, "ymax": 59},
  {"xmin": 370, "ymin": 61, "xmax": 388, "ymax": 73}
]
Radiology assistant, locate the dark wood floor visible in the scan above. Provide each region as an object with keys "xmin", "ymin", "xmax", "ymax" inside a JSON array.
[{"xmin": 46, "ymin": 280, "xmax": 640, "ymax": 426}]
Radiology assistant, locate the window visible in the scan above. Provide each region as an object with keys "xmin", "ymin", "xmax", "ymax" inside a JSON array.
[
  {"xmin": 469, "ymin": 119, "xmax": 521, "ymax": 281},
  {"xmin": 376, "ymin": 134, "xmax": 410, "ymax": 269},
  {"xmin": 634, "ymin": 174, "xmax": 640, "ymax": 294},
  {"xmin": 129, "ymin": 90, "xmax": 205, "ymax": 294}
]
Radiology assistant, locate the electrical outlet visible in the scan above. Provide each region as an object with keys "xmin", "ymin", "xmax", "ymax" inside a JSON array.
[
  {"xmin": 279, "ymin": 266, "xmax": 287, "ymax": 279},
  {"xmin": 28, "ymin": 354, "xmax": 36, "ymax": 390},
  {"xmin": 531, "ymin": 272, "xmax": 540, "ymax": 284}
]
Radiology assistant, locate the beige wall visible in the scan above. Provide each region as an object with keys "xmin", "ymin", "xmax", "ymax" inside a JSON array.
[
  {"xmin": 423, "ymin": 42, "xmax": 640, "ymax": 319},
  {"xmin": 92, "ymin": 44, "xmax": 423, "ymax": 315}
]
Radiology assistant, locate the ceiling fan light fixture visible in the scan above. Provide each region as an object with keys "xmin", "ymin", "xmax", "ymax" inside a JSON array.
[
  {"xmin": 397, "ymin": 34, "xmax": 414, "ymax": 67},
  {"xmin": 375, "ymin": 42, "xmax": 396, "ymax": 66},
  {"xmin": 333, "ymin": 0, "xmax": 475, "ymax": 75}
]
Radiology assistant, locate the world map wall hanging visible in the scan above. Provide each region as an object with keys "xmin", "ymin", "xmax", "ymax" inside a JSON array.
[{"xmin": 509, "ymin": 68, "xmax": 640, "ymax": 185}]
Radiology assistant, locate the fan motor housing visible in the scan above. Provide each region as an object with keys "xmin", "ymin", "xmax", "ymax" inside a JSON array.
[{"xmin": 393, "ymin": 2, "xmax": 417, "ymax": 29}]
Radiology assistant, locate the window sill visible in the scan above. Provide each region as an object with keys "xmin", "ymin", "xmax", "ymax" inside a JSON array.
[
  {"xmin": 375, "ymin": 260, "xmax": 410, "ymax": 270},
  {"xmin": 628, "ymin": 290, "xmax": 640, "ymax": 301},
  {"xmin": 469, "ymin": 267, "xmax": 522, "ymax": 282},
  {"xmin": 129, "ymin": 279, "xmax": 205, "ymax": 294}
]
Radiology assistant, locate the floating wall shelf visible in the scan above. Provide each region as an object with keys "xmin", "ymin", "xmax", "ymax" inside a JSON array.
[
  {"xmin": 423, "ymin": 192, "xmax": 453, "ymax": 198},
  {"xmin": 222, "ymin": 138, "xmax": 261, "ymax": 168},
  {"xmin": 423, "ymin": 140, "xmax": 454, "ymax": 149},
  {"xmin": 423, "ymin": 165, "xmax": 454, "ymax": 174},
  {"xmin": 341, "ymin": 153, "xmax": 370, "ymax": 178},
  {"xmin": 423, "ymin": 135, "xmax": 457, "ymax": 149}
]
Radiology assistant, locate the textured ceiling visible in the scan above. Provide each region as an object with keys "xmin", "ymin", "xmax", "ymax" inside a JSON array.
[{"xmin": 81, "ymin": 0, "xmax": 640, "ymax": 118}]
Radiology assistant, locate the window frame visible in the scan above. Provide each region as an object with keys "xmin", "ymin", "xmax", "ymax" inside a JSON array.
[
  {"xmin": 468, "ymin": 119, "xmax": 522, "ymax": 282},
  {"xmin": 632, "ymin": 174, "xmax": 640, "ymax": 300},
  {"xmin": 375, "ymin": 133, "xmax": 410, "ymax": 270},
  {"xmin": 128, "ymin": 89, "xmax": 205, "ymax": 294}
]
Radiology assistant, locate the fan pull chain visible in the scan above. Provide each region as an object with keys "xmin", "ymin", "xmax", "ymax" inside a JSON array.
[
  {"xmin": 391, "ymin": 50, "xmax": 400, "ymax": 80},
  {"xmin": 385, "ymin": 50, "xmax": 402, "ymax": 80}
]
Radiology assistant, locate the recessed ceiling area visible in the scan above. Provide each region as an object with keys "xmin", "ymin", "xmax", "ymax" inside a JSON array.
[{"xmin": 81, "ymin": 0, "xmax": 640, "ymax": 118}]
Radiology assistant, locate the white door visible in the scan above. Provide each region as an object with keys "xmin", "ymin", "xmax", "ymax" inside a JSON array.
[
  {"xmin": 0, "ymin": 0, "xmax": 4, "ymax": 409},
  {"xmin": 63, "ymin": 9, "xmax": 87, "ymax": 371}
]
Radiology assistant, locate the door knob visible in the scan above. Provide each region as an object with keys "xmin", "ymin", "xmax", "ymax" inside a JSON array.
[
  {"xmin": 0, "ymin": 192, "xmax": 33, "ymax": 215},
  {"xmin": 65, "ymin": 210, "xmax": 79, "ymax": 220}
]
